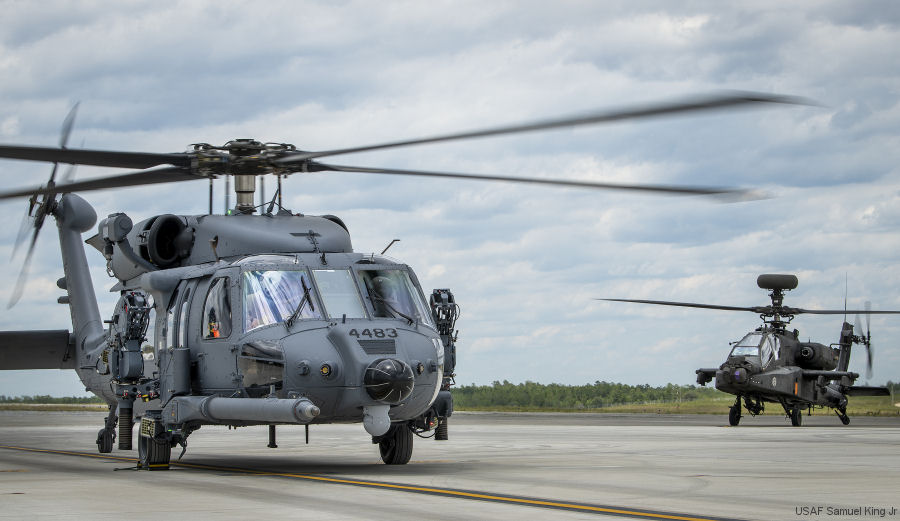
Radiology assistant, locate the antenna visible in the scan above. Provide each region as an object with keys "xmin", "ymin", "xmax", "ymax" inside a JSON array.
[{"xmin": 381, "ymin": 239, "xmax": 400, "ymax": 255}]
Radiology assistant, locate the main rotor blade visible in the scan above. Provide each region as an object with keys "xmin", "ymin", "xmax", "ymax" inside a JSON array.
[
  {"xmin": 0, "ymin": 145, "xmax": 191, "ymax": 169},
  {"xmin": 597, "ymin": 298, "xmax": 761, "ymax": 312},
  {"xmin": 276, "ymin": 92, "xmax": 814, "ymax": 163},
  {"xmin": 0, "ymin": 166, "xmax": 201, "ymax": 201},
  {"xmin": 784, "ymin": 308, "xmax": 900, "ymax": 315},
  {"xmin": 309, "ymin": 162, "xmax": 765, "ymax": 200}
]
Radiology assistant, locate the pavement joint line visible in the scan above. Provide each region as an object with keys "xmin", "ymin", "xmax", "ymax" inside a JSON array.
[{"xmin": 0, "ymin": 444, "xmax": 745, "ymax": 521}]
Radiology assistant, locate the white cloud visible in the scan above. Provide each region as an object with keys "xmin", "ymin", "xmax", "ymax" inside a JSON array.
[{"xmin": 1, "ymin": 1, "xmax": 900, "ymax": 398}]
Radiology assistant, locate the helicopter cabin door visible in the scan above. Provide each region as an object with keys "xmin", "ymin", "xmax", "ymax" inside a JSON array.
[
  {"xmin": 194, "ymin": 269, "xmax": 240, "ymax": 393},
  {"xmin": 160, "ymin": 279, "xmax": 198, "ymax": 392}
]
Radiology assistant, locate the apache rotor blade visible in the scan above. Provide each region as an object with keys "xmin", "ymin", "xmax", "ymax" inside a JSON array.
[
  {"xmin": 275, "ymin": 92, "xmax": 814, "ymax": 164},
  {"xmin": 308, "ymin": 162, "xmax": 765, "ymax": 200},
  {"xmin": 864, "ymin": 301, "xmax": 873, "ymax": 378},
  {"xmin": 597, "ymin": 298, "xmax": 763, "ymax": 312},
  {"xmin": 0, "ymin": 166, "xmax": 201, "ymax": 201},
  {"xmin": 864, "ymin": 301, "xmax": 872, "ymax": 335},
  {"xmin": 0, "ymin": 144, "xmax": 191, "ymax": 170}
]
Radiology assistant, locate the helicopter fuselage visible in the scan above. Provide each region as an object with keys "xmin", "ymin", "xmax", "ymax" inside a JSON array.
[
  {"xmin": 696, "ymin": 323, "xmax": 884, "ymax": 425},
  {"xmin": 41, "ymin": 194, "xmax": 456, "ymax": 464}
]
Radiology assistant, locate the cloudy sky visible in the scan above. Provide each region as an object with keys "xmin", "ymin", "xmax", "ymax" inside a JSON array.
[{"xmin": 1, "ymin": 1, "xmax": 899, "ymax": 396}]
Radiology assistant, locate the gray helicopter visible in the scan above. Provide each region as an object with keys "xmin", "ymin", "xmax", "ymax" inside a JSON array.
[
  {"xmin": 0, "ymin": 94, "xmax": 805, "ymax": 469},
  {"xmin": 602, "ymin": 274, "xmax": 900, "ymax": 427}
]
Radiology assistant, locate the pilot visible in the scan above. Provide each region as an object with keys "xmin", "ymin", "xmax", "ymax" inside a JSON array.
[
  {"xmin": 373, "ymin": 275, "xmax": 404, "ymax": 316},
  {"xmin": 207, "ymin": 308, "xmax": 220, "ymax": 338}
]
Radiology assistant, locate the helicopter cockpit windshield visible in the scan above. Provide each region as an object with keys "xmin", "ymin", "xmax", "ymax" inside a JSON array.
[
  {"xmin": 358, "ymin": 268, "xmax": 435, "ymax": 328},
  {"xmin": 729, "ymin": 332, "xmax": 776, "ymax": 366},
  {"xmin": 243, "ymin": 270, "xmax": 322, "ymax": 332}
]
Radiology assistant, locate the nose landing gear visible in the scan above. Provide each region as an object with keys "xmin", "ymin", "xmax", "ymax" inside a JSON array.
[{"xmin": 373, "ymin": 423, "xmax": 413, "ymax": 465}]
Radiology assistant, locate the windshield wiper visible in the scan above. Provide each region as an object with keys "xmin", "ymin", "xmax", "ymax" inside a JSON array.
[
  {"xmin": 285, "ymin": 278, "xmax": 315, "ymax": 330},
  {"xmin": 365, "ymin": 279, "xmax": 416, "ymax": 325},
  {"xmin": 372, "ymin": 295, "xmax": 416, "ymax": 325}
]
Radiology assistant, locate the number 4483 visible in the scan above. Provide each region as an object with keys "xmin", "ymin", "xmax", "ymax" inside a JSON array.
[{"xmin": 348, "ymin": 328, "xmax": 398, "ymax": 339}]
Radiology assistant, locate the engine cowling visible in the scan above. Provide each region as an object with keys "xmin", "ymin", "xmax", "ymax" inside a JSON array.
[{"xmin": 794, "ymin": 342, "xmax": 838, "ymax": 370}]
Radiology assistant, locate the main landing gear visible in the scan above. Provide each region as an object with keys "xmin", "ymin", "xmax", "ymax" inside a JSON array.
[
  {"xmin": 790, "ymin": 406, "xmax": 803, "ymax": 427},
  {"xmin": 728, "ymin": 401, "xmax": 741, "ymax": 426},
  {"xmin": 835, "ymin": 408, "xmax": 850, "ymax": 425},
  {"xmin": 137, "ymin": 415, "xmax": 172, "ymax": 470},
  {"xmin": 728, "ymin": 395, "xmax": 764, "ymax": 426}
]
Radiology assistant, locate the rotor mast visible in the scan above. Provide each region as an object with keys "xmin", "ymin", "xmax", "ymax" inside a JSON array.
[{"xmin": 226, "ymin": 139, "xmax": 267, "ymax": 214}]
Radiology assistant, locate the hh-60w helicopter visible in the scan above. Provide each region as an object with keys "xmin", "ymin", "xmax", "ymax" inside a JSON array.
[
  {"xmin": 0, "ymin": 93, "xmax": 805, "ymax": 469},
  {"xmin": 602, "ymin": 274, "xmax": 900, "ymax": 427}
]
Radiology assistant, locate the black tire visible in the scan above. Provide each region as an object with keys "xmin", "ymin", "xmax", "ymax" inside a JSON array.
[
  {"xmin": 728, "ymin": 406, "xmax": 741, "ymax": 426},
  {"xmin": 838, "ymin": 412, "xmax": 850, "ymax": 425},
  {"xmin": 790, "ymin": 407, "xmax": 803, "ymax": 427},
  {"xmin": 96, "ymin": 429, "xmax": 114, "ymax": 453},
  {"xmin": 138, "ymin": 432, "xmax": 171, "ymax": 470},
  {"xmin": 378, "ymin": 423, "xmax": 413, "ymax": 465},
  {"xmin": 435, "ymin": 418, "xmax": 449, "ymax": 440}
]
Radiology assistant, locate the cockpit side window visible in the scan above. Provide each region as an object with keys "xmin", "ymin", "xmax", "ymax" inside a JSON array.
[
  {"xmin": 203, "ymin": 277, "xmax": 232, "ymax": 339},
  {"xmin": 178, "ymin": 287, "xmax": 192, "ymax": 347},
  {"xmin": 165, "ymin": 288, "xmax": 180, "ymax": 350}
]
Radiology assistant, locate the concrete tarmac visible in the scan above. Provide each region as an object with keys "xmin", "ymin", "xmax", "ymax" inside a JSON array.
[{"xmin": 1, "ymin": 410, "xmax": 898, "ymax": 520}]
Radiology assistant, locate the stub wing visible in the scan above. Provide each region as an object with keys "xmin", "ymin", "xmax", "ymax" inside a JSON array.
[
  {"xmin": 0, "ymin": 330, "xmax": 76, "ymax": 370},
  {"xmin": 845, "ymin": 386, "xmax": 891, "ymax": 397}
]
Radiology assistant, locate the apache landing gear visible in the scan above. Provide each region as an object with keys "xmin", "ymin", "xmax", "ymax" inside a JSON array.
[
  {"xmin": 836, "ymin": 408, "xmax": 851, "ymax": 425},
  {"xmin": 728, "ymin": 395, "xmax": 764, "ymax": 426},
  {"xmin": 728, "ymin": 397, "xmax": 742, "ymax": 426},
  {"xmin": 374, "ymin": 423, "xmax": 413, "ymax": 465},
  {"xmin": 790, "ymin": 406, "xmax": 804, "ymax": 427}
]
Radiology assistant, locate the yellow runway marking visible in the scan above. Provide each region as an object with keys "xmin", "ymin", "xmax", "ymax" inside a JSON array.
[{"xmin": 0, "ymin": 445, "xmax": 742, "ymax": 521}]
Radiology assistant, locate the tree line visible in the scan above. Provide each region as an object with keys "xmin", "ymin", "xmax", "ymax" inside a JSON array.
[
  {"xmin": 1, "ymin": 381, "xmax": 896, "ymax": 409},
  {"xmin": 452, "ymin": 380, "xmax": 725, "ymax": 409}
]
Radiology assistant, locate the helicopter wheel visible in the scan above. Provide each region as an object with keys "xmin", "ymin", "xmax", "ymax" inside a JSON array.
[
  {"xmin": 378, "ymin": 423, "xmax": 413, "ymax": 465},
  {"xmin": 728, "ymin": 406, "xmax": 741, "ymax": 426},
  {"xmin": 137, "ymin": 421, "xmax": 171, "ymax": 471},
  {"xmin": 96, "ymin": 428, "xmax": 114, "ymax": 454},
  {"xmin": 790, "ymin": 407, "xmax": 803, "ymax": 427}
]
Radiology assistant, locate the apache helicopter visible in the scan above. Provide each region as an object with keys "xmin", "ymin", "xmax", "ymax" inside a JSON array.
[
  {"xmin": 602, "ymin": 274, "xmax": 900, "ymax": 427},
  {"xmin": 0, "ymin": 93, "xmax": 804, "ymax": 469}
]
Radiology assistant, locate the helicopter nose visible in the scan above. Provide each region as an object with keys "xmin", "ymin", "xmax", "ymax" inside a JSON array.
[{"xmin": 364, "ymin": 358, "xmax": 415, "ymax": 404}]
